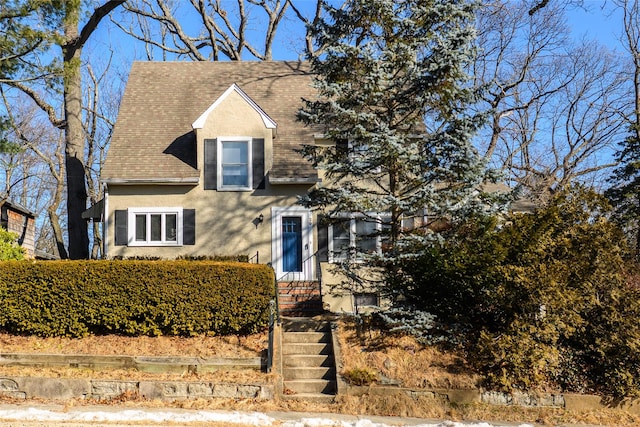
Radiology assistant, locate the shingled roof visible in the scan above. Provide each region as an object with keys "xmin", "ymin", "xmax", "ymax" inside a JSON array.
[{"xmin": 102, "ymin": 61, "xmax": 317, "ymax": 183}]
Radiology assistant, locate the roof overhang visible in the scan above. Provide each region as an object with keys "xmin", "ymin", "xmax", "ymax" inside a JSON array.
[
  {"xmin": 102, "ymin": 177, "xmax": 200, "ymax": 186},
  {"xmin": 269, "ymin": 177, "xmax": 322, "ymax": 185},
  {"xmin": 192, "ymin": 83, "xmax": 277, "ymax": 130},
  {"xmin": 82, "ymin": 198, "xmax": 104, "ymax": 220}
]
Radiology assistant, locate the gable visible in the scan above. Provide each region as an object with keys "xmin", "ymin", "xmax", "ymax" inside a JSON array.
[{"xmin": 192, "ymin": 84, "xmax": 276, "ymax": 130}]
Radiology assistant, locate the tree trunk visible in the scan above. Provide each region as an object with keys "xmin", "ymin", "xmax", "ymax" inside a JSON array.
[{"xmin": 63, "ymin": 2, "xmax": 90, "ymax": 259}]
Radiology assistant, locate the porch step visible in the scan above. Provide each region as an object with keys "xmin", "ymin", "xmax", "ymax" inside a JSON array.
[
  {"xmin": 282, "ymin": 343, "xmax": 331, "ymax": 356},
  {"xmin": 283, "ymin": 379, "xmax": 336, "ymax": 394},
  {"xmin": 280, "ymin": 318, "xmax": 337, "ymax": 401},
  {"xmin": 277, "ymin": 281, "xmax": 323, "ymax": 317}
]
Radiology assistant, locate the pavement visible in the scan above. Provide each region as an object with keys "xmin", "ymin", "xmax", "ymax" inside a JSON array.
[{"xmin": 0, "ymin": 403, "xmax": 539, "ymax": 427}]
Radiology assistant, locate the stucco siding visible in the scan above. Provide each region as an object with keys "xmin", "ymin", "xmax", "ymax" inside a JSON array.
[{"xmin": 106, "ymin": 183, "xmax": 310, "ymax": 260}]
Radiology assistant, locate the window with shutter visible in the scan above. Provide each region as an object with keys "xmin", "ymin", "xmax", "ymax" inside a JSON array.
[
  {"xmin": 113, "ymin": 207, "xmax": 196, "ymax": 247},
  {"xmin": 205, "ymin": 137, "xmax": 266, "ymax": 191}
]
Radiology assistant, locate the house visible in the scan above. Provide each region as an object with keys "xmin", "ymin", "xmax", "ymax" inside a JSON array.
[
  {"xmin": 0, "ymin": 197, "xmax": 36, "ymax": 258},
  {"xmin": 100, "ymin": 61, "xmax": 363, "ymax": 314}
]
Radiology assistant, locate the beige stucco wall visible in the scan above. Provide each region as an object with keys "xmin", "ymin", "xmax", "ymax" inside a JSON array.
[
  {"xmin": 319, "ymin": 263, "xmax": 391, "ymax": 314},
  {"xmin": 105, "ymin": 89, "xmax": 312, "ymax": 261}
]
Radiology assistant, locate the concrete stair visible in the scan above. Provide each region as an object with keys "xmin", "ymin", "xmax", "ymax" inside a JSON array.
[
  {"xmin": 277, "ymin": 282, "xmax": 324, "ymax": 317},
  {"xmin": 281, "ymin": 318, "xmax": 336, "ymax": 401}
]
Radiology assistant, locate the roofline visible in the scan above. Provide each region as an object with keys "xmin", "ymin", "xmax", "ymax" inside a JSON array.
[
  {"xmin": 0, "ymin": 197, "xmax": 36, "ymax": 218},
  {"xmin": 192, "ymin": 83, "xmax": 277, "ymax": 130},
  {"xmin": 102, "ymin": 177, "xmax": 200, "ymax": 185}
]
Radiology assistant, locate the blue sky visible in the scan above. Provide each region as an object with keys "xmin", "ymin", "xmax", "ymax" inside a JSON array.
[{"xmin": 87, "ymin": 1, "xmax": 629, "ymax": 75}]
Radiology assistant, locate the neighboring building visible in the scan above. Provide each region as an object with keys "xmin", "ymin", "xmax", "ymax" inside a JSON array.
[{"xmin": 0, "ymin": 198, "xmax": 36, "ymax": 258}]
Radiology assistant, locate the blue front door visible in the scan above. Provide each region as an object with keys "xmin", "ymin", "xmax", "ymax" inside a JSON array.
[{"xmin": 282, "ymin": 216, "xmax": 302, "ymax": 272}]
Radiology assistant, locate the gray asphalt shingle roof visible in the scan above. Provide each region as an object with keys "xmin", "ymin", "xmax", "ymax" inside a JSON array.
[{"xmin": 102, "ymin": 61, "xmax": 317, "ymax": 182}]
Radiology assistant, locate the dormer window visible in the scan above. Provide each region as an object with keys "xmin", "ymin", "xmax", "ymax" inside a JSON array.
[
  {"xmin": 204, "ymin": 137, "xmax": 265, "ymax": 191},
  {"xmin": 218, "ymin": 137, "xmax": 253, "ymax": 190}
]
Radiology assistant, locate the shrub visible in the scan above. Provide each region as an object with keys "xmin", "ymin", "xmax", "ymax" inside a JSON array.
[
  {"xmin": 0, "ymin": 260, "xmax": 274, "ymax": 337},
  {"xmin": 0, "ymin": 228, "xmax": 24, "ymax": 260},
  {"xmin": 387, "ymin": 186, "xmax": 640, "ymax": 398},
  {"xmin": 342, "ymin": 367, "xmax": 378, "ymax": 386}
]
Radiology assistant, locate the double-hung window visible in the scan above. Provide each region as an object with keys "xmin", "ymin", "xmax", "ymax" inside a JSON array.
[
  {"xmin": 217, "ymin": 137, "xmax": 252, "ymax": 190},
  {"xmin": 128, "ymin": 208, "xmax": 183, "ymax": 246},
  {"xmin": 328, "ymin": 214, "xmax": 390, "ymax": 262}
]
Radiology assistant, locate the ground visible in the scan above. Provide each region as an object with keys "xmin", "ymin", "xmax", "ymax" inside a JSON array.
[{"xmin": 0, "ymin": 318, "xmax": 639, "ymax": 426}]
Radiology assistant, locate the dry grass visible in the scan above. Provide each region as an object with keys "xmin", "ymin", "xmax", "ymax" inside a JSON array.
[
  {"xmin": 0, "ymin": 332, "xmax": 266, "ymax": 357},
  {"xmin": 337, "ymin": 317, "xmax": 479, "ymax": 389},
  {"xmin": 0, "ymin": 331, "xmax": 269, "ymax": 383}
]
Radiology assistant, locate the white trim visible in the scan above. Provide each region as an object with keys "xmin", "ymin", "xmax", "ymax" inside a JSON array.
[
  {"xmin": 103, "ymin": 186, "xmax": 109, "ymax": 259},
  {"xmin": 127, "ymin": 207, "xmax": 184, "ymax": 247},
  {"xmin": 217, "ymin": 137, "xmax": 253, "ymax": 191},
  {"xmin": 271, "ymin": 206, "xmax": 314, "ymax": 281},
  {"xmin": 192, "ymin": 83, "xmax": 277, "ymax": 129}
]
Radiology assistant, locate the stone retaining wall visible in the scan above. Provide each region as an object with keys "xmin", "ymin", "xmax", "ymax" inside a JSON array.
[
  {"xmin": 345, "ymin": 385, "xmax": 640, "ymax": 415},
  {"xmin": 0, "ymin": 353, "xmax": 263, "ymax": 373},
  {"xmin": 0, "ymin": 377, "xmax": 274, "ymax": 401}
]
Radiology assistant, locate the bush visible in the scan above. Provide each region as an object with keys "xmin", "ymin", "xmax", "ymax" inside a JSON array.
[
  {"xmin": 342, "ymin": 367, "xmax": 378, "ymax": 386},
  {"xmin": 0, "ymin": 228, "xmax": 24, "ymax": 260},
  {"xmin": 0, "ymin": 260, "xmax": 274, "ymax": 337},
  {"xmin": 388, "ymin": 186, "xmax": 640, "ymax": 398}
]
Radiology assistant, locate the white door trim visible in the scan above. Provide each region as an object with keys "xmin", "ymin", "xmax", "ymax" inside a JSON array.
[{"xmin": 271, "ymin": 206, "xmax": 314, "ymax": 281}]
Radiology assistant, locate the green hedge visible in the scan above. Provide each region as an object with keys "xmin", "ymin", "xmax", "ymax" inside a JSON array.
[{"xmin": 0, "ymin": 260, "xmax": 274, "ymax": 337}]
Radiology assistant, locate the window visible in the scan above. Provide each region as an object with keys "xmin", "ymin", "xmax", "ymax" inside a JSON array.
[
  {"xmin": 354, "ymin": 293, "xmax": 379, "ymax": 308},
  {"xmin": 217, "ymin": 137, "xmax": 252, "ymax": 190},
  {"xmin": 128, "ymin": 208, "xmax": 183, "ymax": 246},
  {"xmin": 328, "ymin": 214, "xmax": 390, "ymax": 262}
]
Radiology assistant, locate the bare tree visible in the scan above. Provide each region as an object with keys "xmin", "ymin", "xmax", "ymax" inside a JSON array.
[
  {"xmin": 114, "ymin": 0, "xmax": 296, "ymax": 60},
  {"xmin": 0, "ymin": 89, "xmax": 68, "ymax": 259},
  {"xmin": 1, "ymin": 0, "xmax": 125, "ymax": 259},
  {"xmin": 83, "ymin": 62, "xmax": 119, "ymax": 259},
  {"xmin": 475, "ymin": 0, "xmax": 628, "ymax": 202}
]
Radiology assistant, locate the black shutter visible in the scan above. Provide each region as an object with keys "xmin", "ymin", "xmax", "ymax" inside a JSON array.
[
  {"xmin": 204, "ymin": 139, "xmax": 217, "ymax": 190},
  {"xmin": 252, "ymin": 138, "xmax": 265, "ymax": 189},
  {"xmin": 317, "ymin": 215, "xmax": 329, "ymax": 262},
  {"xmin": 114, "ymin": 210, "xmax": 128, "ymax": 246},
  {"xmin": 183, "ymin": 209, "xmax": 196, "ymax": 245}
]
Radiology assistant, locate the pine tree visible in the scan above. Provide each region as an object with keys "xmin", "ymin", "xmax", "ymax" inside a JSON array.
[
  {"xmin": 298, "ymin": 0, "xmax": 497, "ymax": 286},
  {"xmin": 606, "ymin": 126, "xmax": 640, "ymax": 260}
]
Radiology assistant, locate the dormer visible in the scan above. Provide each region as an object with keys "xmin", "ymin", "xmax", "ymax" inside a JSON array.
[{"xmin": 192, "ymin": 84, "xmax": 277, "ymax": 192}]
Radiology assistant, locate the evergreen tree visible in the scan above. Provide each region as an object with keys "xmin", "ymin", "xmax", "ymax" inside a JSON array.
[
  {"xmin": 298, "ymin": 0, "xmax": 497, "ymax": 286},
  {"xmin": 606, "ymin": 126, "xmax": 640, "ymax": 260}
]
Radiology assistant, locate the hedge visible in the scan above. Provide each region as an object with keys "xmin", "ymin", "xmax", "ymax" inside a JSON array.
[{"xmin": 0, "ymin": 260, "xmax": 275, "ymax": 338}]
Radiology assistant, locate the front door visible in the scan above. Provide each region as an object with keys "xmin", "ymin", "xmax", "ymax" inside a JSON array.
[
  {"xmin": 282, "ymin": 217, "xmax": 302, "ymax": 272},
  {"xmin": 272, "ymin": 207, "xmax": 313, "ymax": 281}
]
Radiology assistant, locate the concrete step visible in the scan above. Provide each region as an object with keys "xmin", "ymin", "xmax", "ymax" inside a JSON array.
[
  {"xmin": 282, "ymin": 331, "xmax": 331, "ymax": 344},
  {"xmin": 281, "ymin": 318, "xmax": 330, "ymax": 333},
  {"xmin": 284, "ymin": 379, "xmax": 336, "ymax": 394},
  {"xmin": 281, "ymin": 393, "xmax": 335, "ymax": 403},
  {"xmin": 283, "ymin": 355, "xmax": 333, "ymax": 368},
  {"xmin": 282, "ymin": 343, "xmax": 331, "ymax": 356},
  {"xmin": 278, "ymin": 288, "xmax": 320, "ymax": 297},
  {"xmin": 283, "ymin": 366, "xmax": 335, "ymax": 380}
]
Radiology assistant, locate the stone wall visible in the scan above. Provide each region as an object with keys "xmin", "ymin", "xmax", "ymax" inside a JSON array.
[{"xmin": 0, "ymin": 377, "xmax": 274, "ymax": 401}]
